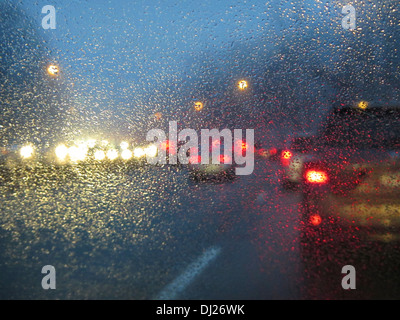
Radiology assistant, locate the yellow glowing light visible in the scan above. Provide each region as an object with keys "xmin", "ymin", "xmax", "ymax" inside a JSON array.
[
  {"xmin": 145, "ymin": 144, "xmax": 158, "ymax": 158},
  {"xmin": 358, "ymin": 101, "xmax": 369, "ymax": 110},
  {"xmin": 94, "ymin": 150, "xmax": 106, "ymax": 161},
  {"xmin": 121, "ymin": 149, "xmax": 133, "ymax": 160},
  {"xmin": 20, "ymin": 145, "xmax": 34, "ymax": 159},
  {"xmin": 55, "ymin": 144, "xmax": 69, "ymax": 160},
  {"xmin": 106, "ymin": 149, "xmax": 118, "ymax": 160},
  {"xmin": 133, "ymin": 147, "xmax": 145, "ymax": 158},
  {"xmin": 120, "ymin": 141, "xmax": 129, "ymax": 150},
  {"xmin": 101, "ymin": 140, "xmax": 109, "ymax": 146},
  {"xmin": 68, "ymin": 146, "xmax": 87, "ymax": 162},
  {"xmin": 194, "ymin": 101, "xmax": 204, "ymax": 111},
  {"xmin": 238, "ymin": 80, "xmax": 248, "ymax": 90},
  {"xmin": 87, "ymin": 139, "xmax": 96, "ymax": 148},
  {"xmin": 47, "ymin": 65, "xmax": 59, "ymax": 76}
]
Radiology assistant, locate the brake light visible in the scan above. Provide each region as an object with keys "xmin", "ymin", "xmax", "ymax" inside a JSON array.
[
  {"xmin": 219, "ymin": 154, "xmax": 231, "ymax": 164},
  {"xmin": 160, "ymin": 140, "xmax": 176, "ymax": 155},
  {"xmin": 281, "ymin": 150, "xmax": 292, "ymax": 160},
  {"xmin": 235, "ymin": 140, "xmax": 248, "ymax": 153},
  {"xmin": 189, "ymin": 155, "xmax": 201, "ymax": 164},
  {"xmin": 309, "ymin": 214, "xmax": 322, "ymax": 226},
  {"xmin": 305, "ymin": 170, "xmax": 328, "ymax": 184}
]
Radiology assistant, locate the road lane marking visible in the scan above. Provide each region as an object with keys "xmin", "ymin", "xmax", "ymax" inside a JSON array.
[{"xmin": 155, "ymin": 245, "xmax": 221, "ymax": 300}]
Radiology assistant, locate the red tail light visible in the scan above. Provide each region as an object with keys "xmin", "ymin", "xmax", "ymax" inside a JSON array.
[
  {"xmin": 269, "ymin": 148, "xmax": 277, "ymax": 155},
  {"xmin": 189, "ymin": 155, "xmax": 201, "ymax": 164},
  {"xmin": 234, "ymin": 140, "xmax": 248, "ymax": 153},
  {"xmin": 305, "ymin": 169, "xmax": 328, "ymax": 184},
  {"xmin": 160, "ymin": 140, "xmax": 176, "ymax": 155},
  {"xmin": 309, "ymin": 214, "xmax": 322, "ymax": 226},
  {"xmin": 219, "ymin": 154, "xmax": 231, "ymax": 164},
  {"xmin": 281, "ymin": 150, "xmax": 292, "ymax": 160}
]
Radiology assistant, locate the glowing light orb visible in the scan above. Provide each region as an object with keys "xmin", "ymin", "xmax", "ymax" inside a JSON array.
[
  {"xmin": 358, "ymin": 101, "xmax": 369, "ymax": 110},
  {"xmin": 106, "ymin": 149, "xmax": 118, "ymax": 160},
  {"xmin": 145, "ymin": 145, "xmax": 158, "ymax": 158},
  {"xmin": 68, "ymin": 146, "xmax": 87, "ymax": 162},
  {"xmin": 194, "ymin": 101, "xmax": 204, "ymax": 111},
  {"xmin": 47, "ymin": 65, "xmax": 59, "ymax": 76},
  {"xmin": 133, "ymin": 147, "xmax": 145, "ymax": 158},
  {"xmin": 55, "ymin": 144, "xmax": 69, "ymax": 160},
  {"xmin": 238, "ymin": 80, "xmax": 248, "ymax": 90},
  {"xmin": 121, "ymin": 149, "xmax": 133, "ymax": 160},
  {"xmin": 87, "ymin": 139, "xmax": 96, "ymax": 148},
  {"xmin": 310, "ymin": 214, "xmax": 322, "ymax": 226},
  {"xmin": 120, "ymin": 141, "xmax": 129, "ymax": 150},
  {"xmin": 94, "ymin": 150, "xmax": 106, "ymax": 161},
  {"xmin": 20, "ymin": 145, "xmax": 34, "ymax": 159}
]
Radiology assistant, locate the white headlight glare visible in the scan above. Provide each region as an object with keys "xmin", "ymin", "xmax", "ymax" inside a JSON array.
[
  {"xmin": 94, "ymin": 150, "xmax": 106, "ymax": 161},
  {"xmin": 87, "ymin": 139, "xmax": 96, "ymax": 148},
  {"xmin": 55, "ymin": 144, "xmax": 69, "ymax": 160},
  {"xmin": 133, "ymin": 147, "xmax": 145, "ymax": 158},
  {"xmin": 69, "ymin": 146, "xmax": 87, "ymax": 162},
  {"xmin": 20, "ymin": 145, "xmax": 34, "ymax": 159},
  {"xmin": 120, "ymin": 141, "xmax": 129, "ymax": 150},
  {"xmin": 121, "ymin": 149, "xmax": 133, "ymax": 160},
  {"xmin": 145, "ymin": 145, "xmax": 158, "ymax": 158},
  {"xmin": 106, "ymin": 149, "xmax": 118, "ymax": 160}
]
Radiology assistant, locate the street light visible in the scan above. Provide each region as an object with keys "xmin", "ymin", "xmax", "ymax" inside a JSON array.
[
  {"xmin": 194, "ymin": 101, "xmax": 204, "ymax": 111},
  {"xmin": 238, "ymin": 80, "xmax": 248, "ymax": 90},
  {"xmin": 47, "ymin": 64, "xmax": 59, "ymax": 77}
]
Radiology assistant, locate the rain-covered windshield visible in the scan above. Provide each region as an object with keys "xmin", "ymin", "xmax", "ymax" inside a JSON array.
[
  {"xmin": 321, "ymin": 107, "xmax": 400, "ymax": 148},
  {"xmin": 1, "ymin": 0, "xmax": 400, "ymax": 303}
]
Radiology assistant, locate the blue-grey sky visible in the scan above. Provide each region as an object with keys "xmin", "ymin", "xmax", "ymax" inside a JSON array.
[{"xmin": 20, "ymin": 0, "xmax": 275, "ymax": 83}]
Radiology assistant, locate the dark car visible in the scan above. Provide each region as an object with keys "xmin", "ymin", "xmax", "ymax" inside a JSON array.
[
  {"xmin": 300, "ymin": 103, "xmax": 400, "ymax": 248},
  {"xmin": 187, "ymin": 140, "xmax": 244, "ymax": 182}
]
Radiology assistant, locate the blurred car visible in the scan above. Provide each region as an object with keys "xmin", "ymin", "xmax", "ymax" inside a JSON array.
[
  {"xmin": 187, "ymin": 140, "xmax": 245, "ymax": 182},
  {"xmin": 300, "ymin": 103, "xmax": 400, "ymax": 246},
  {"xmin": 279, "ymin": 134, "xmax": 315, "ymax": 190}
]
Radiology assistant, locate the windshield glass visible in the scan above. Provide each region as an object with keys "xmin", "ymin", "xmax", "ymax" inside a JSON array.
[
  {"xmin": 321, "ymin": 108, "xmax": 400, "ymax": 148},
  {"xmin": 1, "ymin": 0, "xmax": 400, "ymax": 302}
]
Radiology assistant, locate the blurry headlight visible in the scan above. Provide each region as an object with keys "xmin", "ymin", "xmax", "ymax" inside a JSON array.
[
  {"xmin": 133, "ymin": 147, "xmax": 145, "ymax": 158},
  {"xmin": 69, "ymin": 146, "xmax": 87, "ymax": 162},
  {"xmin": 94, "ymin": 150, "xmax": 106, "ymax": 161},
  {"xmin": 20, "ymin": 145, "xmax": 34, "ymax": 159},
  {"xmin": 120, "ymin": 141, "xmax": 129, "ymax": 150},
  {"xmin": 106, "ymin": 149, "xmax": 118, "ymax": 160},
  {"xmin": 145, "ymin": 145, "xmax": 158, "ymax": 158},
  {"xmin": 55, "ymin": 144, "xmax": 69, "ymax": 160},
  {"xmin": 121, "ymin": 149, "xmax": 133, "ymax": 160},
  {"xmin": 87, "ymin": 139, "xmax": 96, "ymax": 148}
]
